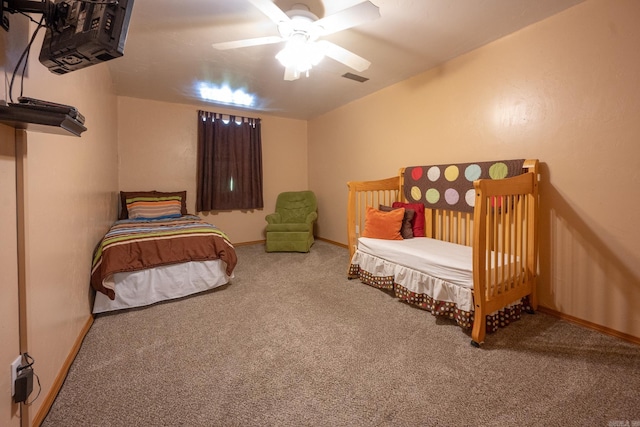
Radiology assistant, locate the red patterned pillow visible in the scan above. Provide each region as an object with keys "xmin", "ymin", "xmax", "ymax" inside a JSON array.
[{"xmin": 392, "ymin": 202, "xmax": 425, "ymax": 237}]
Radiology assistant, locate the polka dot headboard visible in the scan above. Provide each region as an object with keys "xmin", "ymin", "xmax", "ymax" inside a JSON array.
[{"xmin": 403, "ymin": 159, "xmax": 526, "ymax": 214}]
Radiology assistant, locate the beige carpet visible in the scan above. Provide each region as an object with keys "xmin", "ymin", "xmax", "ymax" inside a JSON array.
[{"xmin": 42, "ymin": 241, "xmax": 640, "ymax": 426}]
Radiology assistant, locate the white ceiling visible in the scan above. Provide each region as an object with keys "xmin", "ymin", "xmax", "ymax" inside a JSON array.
[{"xmin": 107, "ymin": 0, "xmax": 585, "ymax": 120}]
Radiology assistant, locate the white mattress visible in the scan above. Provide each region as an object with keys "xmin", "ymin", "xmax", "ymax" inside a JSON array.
[
  {"xmin": 357, "ymin": 237, "xmax": 474, "ymax": 288},
  {"xmin": 93, "ymin": 260, "xmax": 232, "ymax": 314},
  {"xmin": 353, "ymin": 237, "xmax": 521, "ymax": 313}
]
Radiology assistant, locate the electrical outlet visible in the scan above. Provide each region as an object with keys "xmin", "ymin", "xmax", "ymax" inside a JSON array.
[{"xmin": 11, "ymin": 356, "xmax": 21, "ymax": 398}]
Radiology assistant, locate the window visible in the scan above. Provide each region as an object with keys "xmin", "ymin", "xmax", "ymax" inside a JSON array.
[{"xmin": 196, "ymin": 111, "xmax": 264, "ymax": 211}]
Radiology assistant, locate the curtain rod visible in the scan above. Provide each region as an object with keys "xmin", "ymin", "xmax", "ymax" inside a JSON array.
[{"xmin": 198, "ymin": 110, "xmax": 260, "ymax": 122}]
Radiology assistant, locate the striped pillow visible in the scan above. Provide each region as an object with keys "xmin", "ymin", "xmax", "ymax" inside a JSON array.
[
  {"xmin": 119, "ymin": 191, "xmax": 187, "ymax": 220},
  {"xmin": 126, "ymin": 196, "xmax": 182, "ymax": 220}
]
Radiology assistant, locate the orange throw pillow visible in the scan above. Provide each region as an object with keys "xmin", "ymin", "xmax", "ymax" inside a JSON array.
[{"xmin": 362, "ymin": 206, "xmax": 404, "ymax": 240}]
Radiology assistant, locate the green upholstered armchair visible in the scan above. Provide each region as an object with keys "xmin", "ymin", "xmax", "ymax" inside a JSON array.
[{"xmin": 265, "ymin": 191, "xmax": 317, "ymax": 252}]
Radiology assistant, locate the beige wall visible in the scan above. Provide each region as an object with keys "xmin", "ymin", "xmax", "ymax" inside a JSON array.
[
  {"xmin": 1, "ymin": 17, "xmax": 119, "ymax": 426},
  {"xmin": 309, "ymin": 0, "xmax": 640, "ymax": 339},
  {"xmin": 0, "ymin": 125, "xmax": 20, "ymax": 426},
  {"xmin": 1, "ymin": 17, "xmax": 26, "ymax": 427},
  {"xmin": 117, "ymin": 96, "xmax": 308, "ymax": 243}
]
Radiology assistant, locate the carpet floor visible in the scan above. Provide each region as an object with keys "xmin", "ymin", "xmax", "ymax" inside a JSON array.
[{"xmin": 42, "ymin": 241, "xmax": 640, "ymax": 426}]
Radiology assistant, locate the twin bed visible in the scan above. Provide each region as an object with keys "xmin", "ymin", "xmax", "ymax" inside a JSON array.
[
  {"xmin": 347, "ymin": 159, "xmax": 540, "ymax": 346},
  {"xmin": 91, "ymin": 191, "xmax": 237, "ymax": 314}
]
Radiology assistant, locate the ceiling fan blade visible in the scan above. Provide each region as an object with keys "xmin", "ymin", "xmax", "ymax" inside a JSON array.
[
  {"xmin": 317, "ymin": 40, "xmax": 371, "ymax": 72},
  {"xmin": 212, "ymin": 36, "xmax": 284, "ymax": 50},
  {"xmin": 284, "ymin": 66, "xmax": 300, "ymax": 81},
  {"xmin": 314, "ymin": 1, "xmax": 380, "ymax": 36},
  {"xmin": 248, "ymin": 0, "xmax": 291, "ymax": 25}
]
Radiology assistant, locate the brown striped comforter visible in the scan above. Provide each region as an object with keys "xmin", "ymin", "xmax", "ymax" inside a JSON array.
[{"xmin": 91, "ymin": 215, "xmax": 237, "ymax": 300}]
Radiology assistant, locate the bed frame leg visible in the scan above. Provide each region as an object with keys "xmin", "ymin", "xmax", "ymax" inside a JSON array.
[{"xmin": 471, "ymin": 305, "xmax": 486, "ymax": 348}]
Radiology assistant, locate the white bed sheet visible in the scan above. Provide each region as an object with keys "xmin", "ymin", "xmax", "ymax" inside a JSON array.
[
  {"xmin": 357, "ymin": 237, "xmax": 474, "ymax": 288},
  {"xmin": 93, "ymin": 260, "xmax": 232, "ymax": 314},
  {"xmin": 353, "ymin": 237, "xmax": 521, "ymax": 313}
]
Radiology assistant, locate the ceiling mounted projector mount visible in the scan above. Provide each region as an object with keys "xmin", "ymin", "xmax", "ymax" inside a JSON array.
[{"xmin": 212, "ymin": 0, "xmax": 380, "ymax": 81}]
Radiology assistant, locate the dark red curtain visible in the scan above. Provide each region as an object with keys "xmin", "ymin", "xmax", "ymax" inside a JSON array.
[{"xmin": 196, "ymin": 111, "xmax": 263, "ymax": 211}]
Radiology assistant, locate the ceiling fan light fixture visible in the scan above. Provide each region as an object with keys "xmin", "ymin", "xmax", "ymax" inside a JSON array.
[
  {"xmin": 277, "ymin": 11, "xmax": 320, "ymax": 40},
  {"xmin": 222, "ymin": 0, "xmax": 379, "ymax": 81},
  {"xmin": 276, "ymin": 37, "xmax": 325, "ymax": 74},
  {"xmin": 277, "ymin": 21, "xmax": 294, "ymax": 39}
]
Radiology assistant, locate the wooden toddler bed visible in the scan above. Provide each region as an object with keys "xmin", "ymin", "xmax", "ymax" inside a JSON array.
[{"xmin": 347, "ymin": 159, "xmax": 539, "ymax": 346}]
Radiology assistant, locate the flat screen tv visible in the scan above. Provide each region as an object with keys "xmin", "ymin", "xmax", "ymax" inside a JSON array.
[{"xmin": 39, "ymin": 0, "xmax": 134, "ymax": 74}]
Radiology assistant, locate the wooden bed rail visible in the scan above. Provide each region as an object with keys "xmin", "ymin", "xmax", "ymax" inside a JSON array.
[
  {"xmin": 347, "ymin": 160, "xmax": 539, "ymax": 259},
  {"xmin": 471, "ymin": 163, "xmax": 539, "ymax": 345},
  {"xmin": 347, "ymin": 176, "xmax": 401, "ymax": 259}
]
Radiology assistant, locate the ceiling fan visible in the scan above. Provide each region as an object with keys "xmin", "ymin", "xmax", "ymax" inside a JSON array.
[{"xmin": 212, "ymin": 0, "xmax": 380, "ymax": 81}]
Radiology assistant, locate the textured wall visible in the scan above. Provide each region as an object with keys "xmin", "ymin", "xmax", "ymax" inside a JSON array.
[
  {"xmin": 1, "ymin": 16, "xmax": 119, "ymax": 424},
  {"xmin": 308, "ymin": 0, "xmax": 640, "ymax": 338},
  {"xmin": 117, "ymin": 96, "xmax": 309, "ymax": 244},
  {"xmin": 0, "ymin": 125, "xmax": 20, "ymax": 426}
]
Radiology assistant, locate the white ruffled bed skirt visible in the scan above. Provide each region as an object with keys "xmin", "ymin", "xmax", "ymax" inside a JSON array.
[
  {"xmin": 351, "ymin": 250, "xmax": 474, "ymax": 312},
  {"xmin": 93, "ymin": 260, "xmax": 232, "ymax": 314},
  {"xmin": 350, "ymin": 249, "xmax": 531, "ymax": 333}
]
